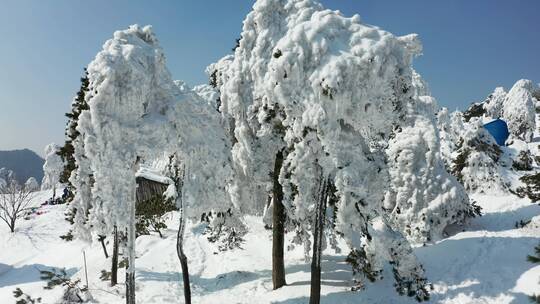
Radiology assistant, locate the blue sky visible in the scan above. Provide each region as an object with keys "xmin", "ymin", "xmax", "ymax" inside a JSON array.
[{"xmin": 0, "ymin": 1, "xmax": 538, "ymax": 156}]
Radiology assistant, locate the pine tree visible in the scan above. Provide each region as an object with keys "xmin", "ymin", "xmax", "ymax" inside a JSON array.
[{"xmin": 57, "ymin": 70, "xmax": 89, "ymax": 202}]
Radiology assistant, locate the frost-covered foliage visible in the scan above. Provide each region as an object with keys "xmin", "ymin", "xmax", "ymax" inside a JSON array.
[
  {"xmin": 72, "ymin": 25, "xmax": 236, "ymax": 303},
  {"xmin": 483, "ymin": 87, "xmax": 506, "ymax": 119},
  {"xmin": 173, "ymin": 80, "xmax": 191, "ymax": 94},
  {"xmin": 437, "ymin": 108, "xmax": 465, "ymax": 168},
  {"xmin": 57, "ymin": 70, "xmax": 90, "ymax": 202},
  {"xmin": 70, "ymin": 134, "xmax": 93, "ymax": 239},
  {"xmin": 439, "ymin": 79, "xmax": 538, "ymax": 194},
  {"xmin": 0, "ymin": 168, "xmax": 15, "ymax": 181},
  {"xmin": 41, "ymin": 143, "xmax": 63, "ymax": 192},
  {"xmin": 460, "ymin": 80, "xmax": 537, "ymax": 143},
  {"xmin": 24, "ymin": 177, "xmax": 39, "ymax": 192},
  {"xmin": 74, "ymin": 25, "xmax": 235, "ymax": 238},
  {"xmin": 216, "ymin": 0, "xmax": 428, "ymax": 298},
  {"xmin": 366, "ymin": 218, "xmax": 429, "ymax": 300},
  {"xmin": 0, "ymin": 168, "xmax": 14, "ymax": 191},
  {"xmin": 193, "ymin": 84, "xmax": 220, "ymax": 111},
  {"xmin": 502, "ymin": 79, "xmax": 537, "ymax": 142},
  {"xmin": 385, "ymin": 89, "xmax": 474, "ymax": 244}
]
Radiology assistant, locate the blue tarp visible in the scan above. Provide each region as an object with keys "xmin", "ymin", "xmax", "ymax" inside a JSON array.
[{"xmin": 483, "ymin": 119, "xmax": 509, "ymax": 146}]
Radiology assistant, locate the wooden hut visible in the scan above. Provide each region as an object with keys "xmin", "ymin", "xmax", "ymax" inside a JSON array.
[{"xmin": 135, "ymin": 168, "xmax": 172, "ymax": 206}]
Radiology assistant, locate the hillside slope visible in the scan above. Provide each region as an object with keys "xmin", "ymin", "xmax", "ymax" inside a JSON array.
[{"xmin": 0, "ymin": 149, "xmax": 44, "ymax": 184}]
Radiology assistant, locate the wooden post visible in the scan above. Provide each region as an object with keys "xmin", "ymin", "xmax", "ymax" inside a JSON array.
[{"xmin": 83, "ymin": 250, "xmax": 89, "ymax": 288}]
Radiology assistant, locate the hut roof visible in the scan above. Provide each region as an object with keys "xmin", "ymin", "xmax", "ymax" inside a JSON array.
[{"xmin": 135, "ymin": 168, "xmax": 172, "ymax": 204}]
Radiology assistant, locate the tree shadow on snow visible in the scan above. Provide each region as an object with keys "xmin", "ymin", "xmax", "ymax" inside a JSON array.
[
  {"xmin": 274, "ymin": 235, "xmax": 540, "ymax": 304},
  {"xmin": 137, "ymin": 255, "xmax": 354, "ymax": 294},
  {"xmin": 415, "ymin": 235, "xmax": 539, "ymax": 303},
  {"xmin": 0, "ymin": 263, "xmax": 77, "ymax": 288},
  {"xmin": 138, "ymin": 269, "xmax": 271, "ymax": 293},
  {"xmin": 467, "ymin": 203, "xmax": 540, "ymax": 232},
  {"xmin": 284, "ymin": 255, "xmax": 353, "ymax": 288}
]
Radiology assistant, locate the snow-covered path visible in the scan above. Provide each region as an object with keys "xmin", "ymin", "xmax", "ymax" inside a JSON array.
[{"xmin": 0, "ymin": 189, "xmax": 539, "ymax": 303}]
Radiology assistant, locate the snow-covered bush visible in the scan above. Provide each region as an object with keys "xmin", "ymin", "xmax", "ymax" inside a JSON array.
[
  {"xmin": 516, "ymin": 171, "xmax": 540, "ymax": 202},
  {"xmin": 41, "ymin": 143, "xmax": 63, "ymax": 197},
  {"xmin": 451, "ymin": 120, "xmax": 510, "ymax": 193},
  {"xmin": 502, "ymin": 79, "xmax": 537, "ymax": 142}
]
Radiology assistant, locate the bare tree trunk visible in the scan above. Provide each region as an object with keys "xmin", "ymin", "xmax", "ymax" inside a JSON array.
[
  {"xmin": 272, "ymin": 150, "xmax": 287, "ymax": 290},
  {"xmin": 111, "ymin": 227, "xmax": 119, "ymax": 286},
  {"xmin": 309, "ymin": 176, "xmax": 329, "ymax": 304},
  {"xmin": 99, "ymin": 235, "xmax": 109, "ymax": 258},
  {"xmin": 9, "ymin": 218, "xmax": 15, "ymax": 233},
  {"xmin": 177, "ymin": 206, "xmax": 191, "ymax": 304}
]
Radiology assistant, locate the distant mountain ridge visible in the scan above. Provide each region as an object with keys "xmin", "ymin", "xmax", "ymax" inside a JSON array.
[{"xmin": 0, "ymin": 149, "xmax": 45, "ymax": 184}]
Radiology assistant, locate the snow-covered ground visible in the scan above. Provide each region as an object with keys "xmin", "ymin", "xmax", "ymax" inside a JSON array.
[{"xmin": 0, "ymin": 188, "xmax": 539, "ymax": 303}]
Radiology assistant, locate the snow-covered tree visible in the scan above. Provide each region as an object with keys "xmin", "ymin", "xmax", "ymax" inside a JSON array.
[
  {"xmin": 24, "ymin": 177, "xmax": 39, "ymax": 192},
  {"xmin": 41, "ymin": 143, "xmax": 63, "ymax": 198},
  {"xmin": 217, "ymin": 0, "xmax": 430, "ymax": 300},
  {"xmin": 74, "ymin": 25, "xmax": 234, "ymax": 304},
  {"xmin": 483, "ymin": 87, "xmax": 506, "ymax": 119},
  {"xmin": 437, "ymin": 108, "xmax": 465, "ymax": 168},
  {"xmin": 215, "ymin": 0, "xmax": 311, "ymax": 289},
  {"xmin": 384, "ymin": 77, "xmax": 479, "ymax": 245},
  {"xmin": 502, "ymin": 79, "xmax": 537, "ymax": 142},
  {"xmin": 74, "ymin": 25, "xmax": 171, "ymax": 303}
]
